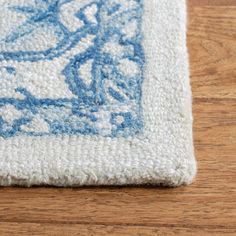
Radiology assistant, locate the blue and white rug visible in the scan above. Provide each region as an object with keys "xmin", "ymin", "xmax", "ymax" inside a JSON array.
[{"xmin": 0, "ymin": 0, "xmax": 196, "ymax": 186}]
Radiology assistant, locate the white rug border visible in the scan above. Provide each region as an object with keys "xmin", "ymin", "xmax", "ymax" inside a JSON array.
[{"xmin": 0, "ymin": 0, "xmax": 196, "ymax": 186}]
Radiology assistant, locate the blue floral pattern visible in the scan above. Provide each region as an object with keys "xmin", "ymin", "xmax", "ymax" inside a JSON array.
[{"xmin": 0, "ymin": 0, "xmax": 144, "ymax": 138}]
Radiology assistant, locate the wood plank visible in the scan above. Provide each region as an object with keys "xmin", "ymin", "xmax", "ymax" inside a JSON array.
[
  {"xmin": 193, "ymin": 99, "xmax": 236, "ymax": 146},
  {"xmin": 189, "ymin": 0, "xmax": 236, "ymax": 6},
  {"xmin": 0, "ymin": 185, "xmax": 235, "ymax": 227},
  {"xmin": 0, "ymin": 222, "xmax": 235, "ymax": 236},
  {"xmin": 193, "ymin": 99, "xmax": 236, "ymax": 191},
  {"xmin": 0, "ymin": 101, "xmax": 235, "ymax": 229},
  {"xmin": 188, "ymin": 6, "xmax": 236, "ymax": 98}
]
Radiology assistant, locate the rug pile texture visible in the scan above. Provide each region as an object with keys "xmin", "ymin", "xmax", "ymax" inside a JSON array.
[{"xmin": 0, "ymin": 0, "xmax": 196, "ymax": 186}]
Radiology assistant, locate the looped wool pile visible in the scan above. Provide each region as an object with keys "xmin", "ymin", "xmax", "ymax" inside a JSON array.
[{"xmin": 0, "ymin": 0, "xmax": 196, "ymax": 186}]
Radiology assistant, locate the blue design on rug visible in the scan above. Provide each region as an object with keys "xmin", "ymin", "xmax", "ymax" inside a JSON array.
[{"xmin": 0, "ymin": 0, "xmax": 144, "ymax": 138}]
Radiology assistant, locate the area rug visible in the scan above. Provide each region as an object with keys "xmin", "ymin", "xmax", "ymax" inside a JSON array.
[{"xmin": 0, "ymin": 0, "xmax": 196, "ymax": 186}]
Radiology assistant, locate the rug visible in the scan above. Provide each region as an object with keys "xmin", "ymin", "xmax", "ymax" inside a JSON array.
[{"xmin": 0, "ymin": 0, "xmax": 196, "ymax": 186}]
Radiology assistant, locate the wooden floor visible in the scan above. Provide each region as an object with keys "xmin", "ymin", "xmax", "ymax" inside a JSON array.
[{"xmin": 0, "ymin": 1, "xmax": 236, "ymax": 235}]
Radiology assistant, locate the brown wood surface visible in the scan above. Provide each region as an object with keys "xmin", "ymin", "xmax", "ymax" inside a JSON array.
[{"xmin": 0, "ymin": 1, "xmax": 236, "ymax": 235}]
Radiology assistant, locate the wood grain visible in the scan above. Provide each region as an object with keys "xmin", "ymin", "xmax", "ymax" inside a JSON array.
[
  {"xmin": 189, "ymin": 6, "xmax": 236, "ymax": 98},
  {"xmin": 0, "ymin": 1, "xmax": 235, "ymax": 235},
  {"xmin": 0, "ymin": 223, "xmax": 235, "ymax": 236},
  {"xmin": 189, "ymin": 0, "xmax": 236, "ymax": 6}
]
